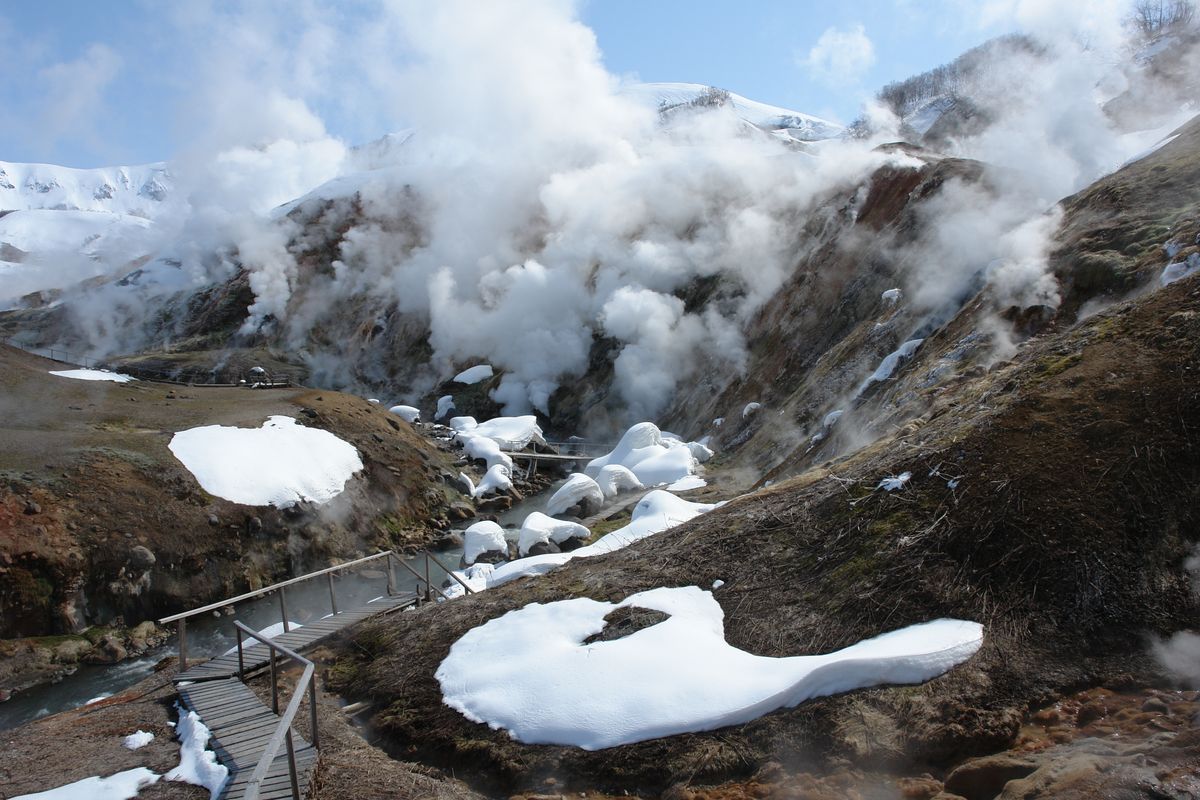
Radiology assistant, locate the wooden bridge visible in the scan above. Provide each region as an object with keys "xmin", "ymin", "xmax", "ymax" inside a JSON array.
[{"xmin": 160, "ymin": 550, "xmax": 473, "ymax": 800}]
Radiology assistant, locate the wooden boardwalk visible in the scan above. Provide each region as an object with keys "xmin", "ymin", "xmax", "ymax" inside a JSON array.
[
  {"xmin": 177, "ymin": 593, "xmax": 416, "ymax": 683},
  {"xmin": 178, "ymin": 678, "xmax": 319, "ymax": 800}
]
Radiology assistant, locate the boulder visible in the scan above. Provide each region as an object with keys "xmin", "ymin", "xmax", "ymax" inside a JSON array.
[{"xmin": 943, "ymin": 754, "xmax": 1041, "ymax": 800}]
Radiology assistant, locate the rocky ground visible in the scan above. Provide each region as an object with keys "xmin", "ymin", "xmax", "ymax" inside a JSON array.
[
  {"xmin": 328, "ymin": 272, "xmax": 1200, "ymax": 797},
  {"xmin": 0, "ymin": 343, "xmax": 475, "ymax": 699},
  {"xmin": 1, "ymin": 649, "xmax": 485, "ymax": 800}
]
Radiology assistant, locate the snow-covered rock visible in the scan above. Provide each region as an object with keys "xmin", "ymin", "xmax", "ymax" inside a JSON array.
[
  {"xmin": 595, "ymin": 464, "xmax": 644, "ymax": 498},
  {"xmin": 168, "ymin": 416, "xmax": 362, "ymax": 507},
  {"xmin": 881, "ymin": 288, "xmax": 902, "ymax": 304},
  {"xmin": 443, "ymin": 490, "xmax": 717, "ymax": 597},
  {"xmin": 517, "ymin": 512, "xmax": 590, "ymax": 556},
  {"xmin": 453, "ymin": 364, "xmax": 494, "ymax": 384},
  {"xmin": 473, "ymin": 464, "xmax": 513, "ymax": 498},
  {"xmin": 436, "ymin": 395, "xmax": 455, "ymax": 420},
  {"xmin": 460, "ymin": 435, "xmax": 514, "ymax": 471},
  {"xmin": 388, "ymin": 405, "xmax": 421, "ymax": 423},
  {"xmin": 667, "ymin": 475, "xmax": 707, "ymax": 492},
  {"xmin": 463, "ymin": 521, "xmax": 508, "ymax": 566},
  {"xmin": 467, "ymin": 416, "xmax": 546, "ymax": 450},
  {"xmin": 436, "ymin": 586, "xmax": 983, "ymax": 749},
  {"xmin": 584, "ymin": 423, "xmax": 698, "ymax": 487},
  {"xmin": 448, "ymin": 416, "xmax": 477, "ymax": 432},
  {"xmin": 545, "ymin": 474, "xmax": 605, "ymax": 517},
  {"xmin": 742, "ymin": 402, "xmax": 762, "ymax": 418}
]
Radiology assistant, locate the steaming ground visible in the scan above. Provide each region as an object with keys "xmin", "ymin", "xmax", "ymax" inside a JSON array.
[{"xmin": 7, "ymin": 2, "xmax": 1196, "ymax": 434}]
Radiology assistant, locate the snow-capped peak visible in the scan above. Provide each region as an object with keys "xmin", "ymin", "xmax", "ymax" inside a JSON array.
[{"xmin": 620, "ymin": 82, "xmax": 843, "ymax": 142}]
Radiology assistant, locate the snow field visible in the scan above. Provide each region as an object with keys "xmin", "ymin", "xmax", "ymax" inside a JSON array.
[
  {"xmin": 168, "ymin": 416, "xmax": 362, "ymax": 507},
  {"xmin": 49, "ymin": 369, "xmax": 136, "ymax": 383},
  {"xmin": 437, "ymin": 586, "xmax": 983, "ymax": 749}
]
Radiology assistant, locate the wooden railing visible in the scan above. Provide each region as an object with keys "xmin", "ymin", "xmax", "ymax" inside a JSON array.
[
  {"xmin": 158, "ymin": 550, "xmax": 475, "ymax": 670},
  {"xmin": 233, "ymin": 621, "xmax": 317, "ymax": 800}
]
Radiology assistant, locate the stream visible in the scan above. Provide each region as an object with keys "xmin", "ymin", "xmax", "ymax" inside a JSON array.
[
  {"xmin": 0, "ymin": 477, "xmax": 569, "ymax": 732},
  {"xmin": 0, "ymin": 549, "xmax": 469, "ymax": 731}
]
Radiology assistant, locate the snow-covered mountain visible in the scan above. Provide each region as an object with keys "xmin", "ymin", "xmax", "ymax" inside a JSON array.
[
  {"xmin": 0, "ymin": 160, "xmax": 172, "ymax": 216},
  {"xmin": 0, "ymin": 161, "xmax": 172, "ymax": 303},
  {"xmin": 621, "ymin": 82, "xmax": 843, "ymax": 142}
]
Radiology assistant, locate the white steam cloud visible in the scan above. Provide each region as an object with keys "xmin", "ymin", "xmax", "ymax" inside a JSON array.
[{"xmin": 10, "ymin": 0, "xmax": 1198, "ymax": 427}]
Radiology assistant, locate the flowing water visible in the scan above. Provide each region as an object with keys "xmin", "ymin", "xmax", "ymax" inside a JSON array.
[
  {"xmin": 0, "ymin": 475, "xmax": 574, "ymax": 732},
  {"xmin": 0, "ymin": 548, "xmax": 464, "ymax": 731}
]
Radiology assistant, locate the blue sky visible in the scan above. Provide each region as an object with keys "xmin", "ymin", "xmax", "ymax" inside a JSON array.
[{"xmin": 0, "ymin": 1, "xmax": 1036, "ymax": 168}]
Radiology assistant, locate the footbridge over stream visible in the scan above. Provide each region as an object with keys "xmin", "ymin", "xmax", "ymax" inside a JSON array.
[{"xmin": 158, "ymin": 550, "xmax": 473, "ymax": 800}]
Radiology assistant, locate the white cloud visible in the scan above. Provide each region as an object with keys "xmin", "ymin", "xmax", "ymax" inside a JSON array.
[
  {"xmin": 37, "ymin": 43, "xmax": 122, "ymax": 148},
  {"xmin": 800, "ymin": 24, "xmax": 877, "ymax": 85}
]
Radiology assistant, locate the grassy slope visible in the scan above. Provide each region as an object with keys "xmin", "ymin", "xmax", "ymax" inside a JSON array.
[{"xmin": 0, "ymin": 344, "xmax": 463, "ymax": 638}]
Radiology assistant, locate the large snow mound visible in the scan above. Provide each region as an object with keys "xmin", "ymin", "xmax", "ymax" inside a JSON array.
[
  {"xmin": 466, "ymin": 415, "xmax": 546, "ymax": 450},
  {"xmin": 517, "ymin": 512, "xmax": 590, "ymax": 556},
  {"xmin": 463, "ymin": 521, "xmax": 508, "ymax": 566},
  {"xmin": 584, "ymin": 422, "xmax": 698, "ymax": 486},
  {"xmin": 545, "ymin": 473, "xmax": 604, "ymax": 516},
  {"xmin": 595, "ymin": 464, "xmax": 644, "ymax": 498},
  {"xmin": 49, "ymin": 369, "xmax": 136, "ymax": 383},
  {"xmin": 168, "ymin": 416, "xmax": 363, "ymax": 507},
  {"xmin": 437, "ymin": 586, "xmax": 983, "ymax": 749},
  {"xmin": 446, "ymin": 490, "xmax": 716, "ymax": 597}
]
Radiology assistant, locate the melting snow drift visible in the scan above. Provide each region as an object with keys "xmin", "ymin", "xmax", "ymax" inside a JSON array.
[
  {"xmin": 49, "ymin": 369, "xmax": 136, "ymax": 383},
  {"xmin": 168, "ymin": 416, "xmax": 362, "ymax": 507},
  {"xmin": 437, "ymin": 586, "xmax": 983, "ymax": 749}
]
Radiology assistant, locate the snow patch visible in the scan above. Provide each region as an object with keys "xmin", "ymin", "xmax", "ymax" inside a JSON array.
[
  {"xmin": 166, "ymin": 707, "xmax": 229, "ymax": 799},
  {"xmin": 389, "ymin": 405, "xmax": 421, "ymax": 423},
  {"xmin": 436, "ymin": 395, "xmax": 455, "ymax": 420},
  {"xmin": 1161, "ymin": 253, "xmax": 1200, "ymax": 286},
  {"xmin": 49, "ymin": 369, "xmax": 135, "ymax": 383},
  {"xmin": 666, "ymin": 475, "xmax": 707, "ymax": 492},
  {"xmin": 742, "ymin": 402, "xmax": 762, "ymax": 418},
  {"xmin": 859, "ymin": 339, "xmax": 924, "ymax": 394},
  {"xmin": 122, "ymin": 730, "xmax": 155, "ymax": 750},
  {"xmin": 11, "ymin": 768, "xmax": 160, "ymax": 800},
  {"xmin": 436, "ymin": 586, "xmax": 983, "ymax": 749},
  {"xmin": 168, "ymin": 416, "xmax": 362, "ymax": 507},
  {"xmin": 454, "ymin": 364, "xmax": 494, "ymax": 384},
  {"xmin": 877, "ymin": 472, "xmax": 912, "ymax": 492}
]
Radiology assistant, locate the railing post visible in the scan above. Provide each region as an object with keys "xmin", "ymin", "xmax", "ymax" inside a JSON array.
[
  {"xmin": 178, "ymin": 618, "xmax": 188, "ymax": 671},
  {"xmin": 424, "ymin": 553, "xmax": 432, "ymax": 602},
  {"xmin": 309, "ymin": 677, "xmax": 320, "ymax": 750},
  {"xmin": 286, "ymin": 729, "xmax": 300, "ymax": 798},
  {"xmin": 386, "ymin": 552, "xmax": 395, "ymax": 596},
  {"xmin": 237, "ymin": 627, "xmax": 245, "ymax": 679},
  {"xmin": 279, "ymin": 588, "xmax": 290, "ymax": 632},
  {"xmin": 327, "ymin": 572, "xmax": 338, "ymax": 615},
  {"xmin": 269, "ymin": 650, "xmax": 279, "ymax": 714}
]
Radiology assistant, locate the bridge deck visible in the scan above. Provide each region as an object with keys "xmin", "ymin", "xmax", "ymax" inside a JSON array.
[
  {"xmin": 178, "ymin": 678, "xmax": 318, "ymax": 800},
  {"xmin": 176, "ymin": 592, "xmax": 416, "ymax": 683}
]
